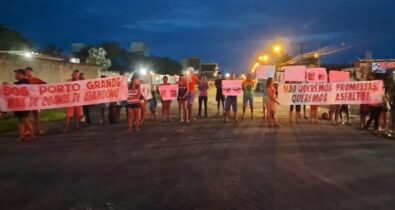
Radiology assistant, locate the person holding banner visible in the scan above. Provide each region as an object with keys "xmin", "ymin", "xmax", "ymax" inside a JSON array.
[
  {"xmin": 363, "ymin": 103, "xmax": 382, "ymax": 135},
  {"xmin": 266, "ymin": 78, "xmax": 280, "ymax": 129},
  {"xmin": 63, "ymin": 70, "xmax": 83, "ymax": 133},
  {"xmin": 160, "ymin": 76, "xmax": 172, "ymax": 122},
  {"xmin": 242, "ymin": 73, "xmax": 255, "ymax": 119},
  {"xmin": 178, "ymin": 75, "xmax": 190, "ymax": 123},
  {"xmin": 127, "ymin": 78, "xmax": 142, "ymax": 132},
  {"xmin": 13, "ymin": 69, "xmax": 36, "ymax": 142},
  {"xmin": 224, "ymin": 74, "xmax": 239, "ymax": 123},
  {"xmin": 25, "ymin": 67, "xmax": 46, "ymax": 135}
]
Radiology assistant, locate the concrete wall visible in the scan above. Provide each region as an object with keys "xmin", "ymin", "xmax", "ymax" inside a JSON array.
[{"xmin": 0, "ymin": 53, "xmax": 100, "ymax": 84}]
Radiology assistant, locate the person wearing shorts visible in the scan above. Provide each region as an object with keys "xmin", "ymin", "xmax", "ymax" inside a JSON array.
[
  {"xmin": 149, "ymin": 89, "xmax": 157, "ymax": 120},
  {"xmin": 25, "ymin": 67, "xmax": 46, "ymax": 135},
  {"xmin": 13, "ymin": 69, "xmax": 35, "ymax": 142},
  {"xmin": 224, "ymin": 74, "xmax": 238, "ymax": 123},
  {"xmin": 159, "ymin": 76, "xmax": 172, "ymax": 122},
  {"xmin": 187, "ymin": 71, "xmax": 199, "ymax": 122},
  {"xmin": 63, "ymin": 70, "xmax": 83, "ymax": 133},
  {"xmin": 215, "ymin": 74, "xmax": 225, "ymax": 115},
  {"xmin": 242, "ymin": 73, "xmax": 255, "ymax": 119},
  {"xmin": 127, "ymin": 78, "xmax": 142, "ymax": 132},
  {"xmin": 178, "ymin": 75, "xmax": 189, "ymax": 123}
]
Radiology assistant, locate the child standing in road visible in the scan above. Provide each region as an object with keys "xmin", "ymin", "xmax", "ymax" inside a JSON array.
[{"xmin": 127, "ymin": 78, "xmax": 142, "ymax": 132}]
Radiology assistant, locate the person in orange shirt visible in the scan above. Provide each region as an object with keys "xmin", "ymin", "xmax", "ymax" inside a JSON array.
[
  {"xmin": 187, "ymin": 71, "xmax": 199, "ymax": 122},
  {"xmin": 25, "ymin": 67, "xmax": 46, "ymax": 135},
  {"xmin": 63, "ymin": 70, "xmax": 83, "ymax": 133},
  {"xmin": 242, "ymin": 73, "xmax": 256, "ymax": 119}
]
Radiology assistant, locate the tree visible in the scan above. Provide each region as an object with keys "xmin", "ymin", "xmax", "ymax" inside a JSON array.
[
  {"xmin": 99, "ymin": 42, "xmax": 129, "ymax": 71},
  {"xmin": 41, "ymin": 44, "xmax": 62, "ymax": 56},
  {"xmin": 0, "ymin": 25, "xmax": 34, "ymax": 50},
  {"xmin": 87, "ymin": 47, "xmax": 111, "ymax": 70}
]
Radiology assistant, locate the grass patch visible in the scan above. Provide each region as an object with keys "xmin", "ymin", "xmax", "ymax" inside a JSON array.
[{"xmin": 0, "ymin": 109, "xmax": 66, "ymax": 133}]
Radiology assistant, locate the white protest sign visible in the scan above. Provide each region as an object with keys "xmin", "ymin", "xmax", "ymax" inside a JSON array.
[
  {"xmin": 284, "ymin": 65, "xmax": 306, "ymax": 82},
  {"xmin": 140, "ymin": 84, "xmax": 153, "ymax": 100},
  {"xmin": 222, "ymin": 80, "xmax": 243, "ymax": 96},
  {"xmin": 159, "ymin": 84, "xmax": 179, "ymax": 101},
  {"xmin": 306, "ymin": 68, "xmax": 328, "ymax": 83},
  {"xmin": 256, "ymin": 65, "xmax": 276, "ymax": 79},
  {"xmin": 278, "ymin": 80, "xmax": 384, "ymax": 105}
]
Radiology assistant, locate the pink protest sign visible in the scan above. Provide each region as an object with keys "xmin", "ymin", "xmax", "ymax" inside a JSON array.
[
  {"xmin": 329, "ymin": 71, "xmax": 350, "ymax": 82},
  {"xmin": 159, "ymin": 84, "xmax": 178, "ymax": 101},
  {"xmin": 284, "ymin": 66, "xmax": 306, "ymax": 82},
  {"xmin": 306, "ymin": 68, "xmax": 328, "ymax": 83},
  {"xmin": 256, "ymin": 65, "xmax": 276, "ymax": 79},
  {"xmin": 222, "ymin": 80, "xmax": 243, "ymax": 96}
]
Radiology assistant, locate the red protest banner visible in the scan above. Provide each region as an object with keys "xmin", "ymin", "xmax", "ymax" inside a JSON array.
[{"xmin": 0, "ymin": 76, "xmax": 128, "ymax": 112}]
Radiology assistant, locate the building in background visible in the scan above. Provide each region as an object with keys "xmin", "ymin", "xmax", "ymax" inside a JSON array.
[
  {"xmin": 180, "ymin": 57, "xmax": 201, "ymax": 73},
  {"xmin": 200, "ymin": 63, "xmax": 219, "ymax": 79},
  {"xmin": 130, "ymin": 42, "xmax": 150, "ymax": 57},
  {"xmin": 71, "ymin": 43, "xmax": 86, "ymax": 54}
]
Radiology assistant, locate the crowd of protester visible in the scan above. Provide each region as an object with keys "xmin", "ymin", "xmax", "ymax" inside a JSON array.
[{"xmin": 1, "ymin": 68, "xmax": 394, "ymax": 141}]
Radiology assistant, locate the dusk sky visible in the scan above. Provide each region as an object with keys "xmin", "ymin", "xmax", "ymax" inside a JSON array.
[{"xmin": 1, "ymin": 0, "xmax": 395, "ymax": 72}]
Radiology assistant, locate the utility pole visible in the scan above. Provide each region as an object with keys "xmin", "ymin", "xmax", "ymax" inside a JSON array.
[{"xmin": 298, "ymin": 43, "xmax": 306, "ymax": 65}]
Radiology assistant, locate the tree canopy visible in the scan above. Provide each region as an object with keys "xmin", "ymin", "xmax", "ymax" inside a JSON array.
[{"xmin": 0, "ymin": 25, "xmax": 34, "ymax": 51}]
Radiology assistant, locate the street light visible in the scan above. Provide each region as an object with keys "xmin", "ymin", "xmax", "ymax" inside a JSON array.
[
  {"xmin": 273, "ymin": 44, "xmax": 282, "ymax": 53},
  {"xmin": 139, "ymin": 68, "xmax": 147, "ymax": 76},
  {"xmin": 225, "ymin": 73, "xmax": 230, "ymax": 78}
]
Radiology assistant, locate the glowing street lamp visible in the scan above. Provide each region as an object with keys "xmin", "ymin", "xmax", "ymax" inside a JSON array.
[
  {"xmin": 139, "ymin": 68, "xmax": 147, "ymax": 76},
  {"xmin": 23, "ymin": 52, "xmax": 32, "ymax": 58},
  {"xmin": 273, "ymin": 44, "xmax": 282, "ymax": 53},
  {"xmin": 225, "ymin": 73, "xmax": 230, "ymax": 78}
]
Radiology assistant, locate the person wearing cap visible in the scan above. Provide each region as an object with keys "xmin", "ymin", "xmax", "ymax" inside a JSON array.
[
  {"xmin": 63, "ymin": 70, "xmax": 83, "ymax": 133},
  {"xmin": 25, "ymin": 67, "xmax": 46, "ymax": 135},
  {"xmin": 13, "ymin": 69, "xmax": 35, "ymax": 142}
]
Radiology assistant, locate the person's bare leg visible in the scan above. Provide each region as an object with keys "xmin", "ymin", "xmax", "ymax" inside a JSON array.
[
  {"xmin": 17, "ymin": 122, "xmax": 25, "ymax": 141},
  {"xmin": 289, "ymin": 111, "xmax": 293, "ymax": 123},
  {"xmin": 135, "ymin": 110, "xmax": 141, "ymax": 131},
  {"xmin": 128, "ymin": 109, "xmax": 133, "ymax": 132},
  {"xmin": 184, "ymin": 102, "xmax": 189, "ymax": 123},
  {"xmin": 188, "ymin": 104, "xmax": 193, "ymax": 121},
  {"xmin": 33, "ymin": 111, "xmax": 44, "ymax": 135},
  {"xmin": 234, "ymin": 110, "xmax": 238, "ymax": 123},
  {"xmin": 63, "ymin": 117, "xmax": 70, "ymax": 133},
  {"xmin": 242, "ymin": 105, "xmax": 246, "ymax": 119},
  {"xmin": 250, "ymin": 105, "xmax": 254, "ymax": 119},
  {"xmin": 262, "ymin": 106, "xmax": 266, "ymax": 119},
  {"xmin": 24, "ymin": 118, "xmax": 35, "ymax": 140}
]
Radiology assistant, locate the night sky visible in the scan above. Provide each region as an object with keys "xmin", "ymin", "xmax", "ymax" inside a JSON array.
[{"xmin": 1, "ymin": 0, "xmax": 395, "ymax": 72}]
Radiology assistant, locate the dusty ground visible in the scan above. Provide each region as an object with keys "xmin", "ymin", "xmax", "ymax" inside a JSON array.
[{"xmin": 1, "ymin": 90, "xmax": 394, "ymax": 210}]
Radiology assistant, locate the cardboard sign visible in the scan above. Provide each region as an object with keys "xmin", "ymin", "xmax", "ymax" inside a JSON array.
[
  {"xmin": 0, "ymin": 76, "xmax": 128, "ymax": 112},
  {"xmin": 278, "ymin": 80, "xmax": 384, "ymax": 105},
  {"xmin": 306, "ymin": 68, "xmax": 328, "ymax": 83},
  {"xmin": 140, "ymin": 83, "xmax": 153, "ymax": 100},
  {"xmin": 284, "ymin": 66, "xmax": 306, "ymax": 82},
  {"xmin": 329, "ymin": 71, "xmax": 350, "ymax": 82},
  {"xmin": 222, "ymin": 80, "xmax": 243, "ymax": 96},
  {"xmin": 256, "ymin": 65, "xmax": 276, "ymax": 79},
  {"xmin": 159, "ymin": 84, "xmax": 178, "ymax": 101}
]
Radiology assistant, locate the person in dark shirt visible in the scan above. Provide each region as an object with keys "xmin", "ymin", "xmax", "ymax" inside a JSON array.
[
  {"xmin": 79, "ymin": 73, "xmax": 92, "ymax": 126},
  {"xmin": 214, "ymin": 74, "xmax": 225, "ymax": 115},
  {"xmin": 13, "ymin": 69, "xmax": 35, "ymax": 142}
]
